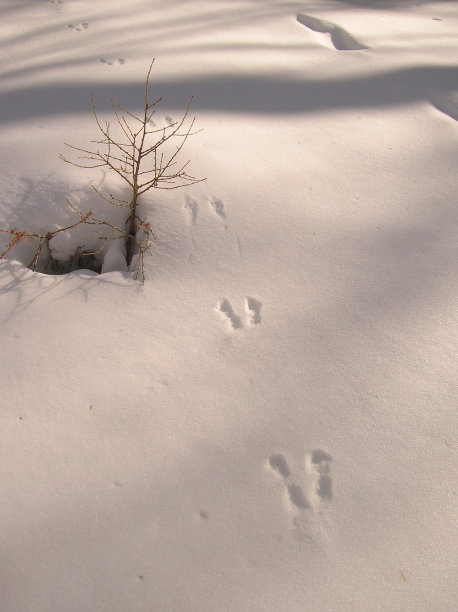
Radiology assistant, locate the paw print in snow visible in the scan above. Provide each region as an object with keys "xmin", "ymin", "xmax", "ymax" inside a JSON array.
[
  {"xmin": 66, "ymin": 22, "xmax": 89, "ymax": 32},
  {"xmin": 268, "ymin": 450, "xmax": 333, "ymax": 522},
  {"xmin": 217, "ymin": 297, "xmax": 262, "ymax": 331},
  {"xmin": 98, "ymin": 58, "xmax": 125, "ymax": 66},
  {"xmin": 309, "ymin": 449, "xmax": 333, "ymax": 500}
]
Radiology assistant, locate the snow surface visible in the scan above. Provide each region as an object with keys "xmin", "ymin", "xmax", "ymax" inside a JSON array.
[{"xmin": 1, "ymin": 1, "xmax": 457, "ymax": 610}]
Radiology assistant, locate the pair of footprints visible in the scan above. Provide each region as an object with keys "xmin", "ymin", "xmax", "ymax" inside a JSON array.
[
  {"xmin": 218, "ymin": 297, "xmax": 261, "ymax": 330},
  {"xmin": 269, "ymin": 450, "xmax": 332, "ymax": 515},
  {"xmin": 185, "ymin": 195, "xmax": 225, "ymax": 226},
  {"xmin": 66, "ymin": 22, "xmax": 126, "ymax": 67},
  {"xmin": 66, "ymin": 22, "xmax": 88, "ymax": 32},
  {"xmin": 98, "ymin": 58, "xmax": 125, "ymax": 66}
]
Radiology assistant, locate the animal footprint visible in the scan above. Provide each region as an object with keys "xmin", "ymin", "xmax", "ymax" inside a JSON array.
[
  {"xmin": 287, "ymin": 483, "xmax": 310, "ymax": 509},
  {"xmin": 98, "ymin": 58, "xmax": 125, "ymax": 66},
  {"xmin": 217, "ymin": 297, "xmax": 262, "ymax": 331},
  {"xmin": 184, "ymin": 196, "xmax": 198, "ymax": 225},
  {"xmin": 269, "ymin": 454, "xmax": 290, "ymax": 478},
  {"xmin": 209, "ymin": 196, "xmax": 225, "ymax": 219},
  {"xmin": 269, "ymin": 454, "xmax": 310, "ymax": 513},
  {"xmin": 297, "ymin": 14, "xmax": 367, "ymax": 51},
  {"xmin": 67, "ymin": 22, "xmax": 89, "ymax": 32},
  {"xmin": 245, "ymin": 297, "xmax": 262, "ymax": 326},
  {"xmin": 268, "ymin": 450, "xmax": 333, "ymax": 522},
  {"xmin": 218, "ymin": 299, "xmax": 242, "ymax": 330},
  {"xmin": 310, "ymin": 449, "xmax": 333, "ymax": 500}
]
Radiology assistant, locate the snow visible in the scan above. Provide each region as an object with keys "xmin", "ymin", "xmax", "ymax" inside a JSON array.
[{"xmin": 1, "ymin": 1, "xmax": 457, "ymax": 610}]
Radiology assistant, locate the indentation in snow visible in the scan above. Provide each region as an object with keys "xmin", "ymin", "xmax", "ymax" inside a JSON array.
[{"xmin": 297, "ymin": 13, "xmax": 368, "ymax": 51}]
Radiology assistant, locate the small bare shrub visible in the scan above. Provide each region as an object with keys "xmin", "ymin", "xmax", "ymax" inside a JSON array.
[{"xmin": 0, "ymin": 60, "xmax": 203, "ymax": 282}]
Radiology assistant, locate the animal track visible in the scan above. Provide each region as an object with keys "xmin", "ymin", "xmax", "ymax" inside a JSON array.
[
  {"xmin": 287, "ymin": 483, "xmax": 310, "ymax": 509},
  {"xmin": 297, "ymin": 14, "xmax": 367, "ymax": 51},
  {"xmin": 209, "ymin": 196, "xmax": 225, "ymax": 219},
  {"xmin": 269, "ymin": 454, "xmax": 290, "ymax": 478},
  {"xmin": 218, "ymin": 299, "xmax": 242, "ymax": 330},
  {"xmin": 217, "ymin": 298, "xmax": 262, "ymax": 331},
  {"xmin": 268, "ymin": 450, "xmax": 333, "ymax": 520},
  {"xmin": 245, "ymin": 297, "xmax": 262, "ymax": 326},
  {"xmin": 184, "ymin": 196, "xmax": 198, "ymax": 225},
  {"xmin": 311, "ymin": 449, "xmax": 333, "ymax": 500},
  {"xmin": 66, "ymin": 22, "xmax": 89, "ymax": 32},
  {"xmin": 98, "ymin": 58, "xmax": 125, "ymax": 66}
]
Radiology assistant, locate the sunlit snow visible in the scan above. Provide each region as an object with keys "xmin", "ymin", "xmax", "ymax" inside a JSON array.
[{"xmin": 1, "ymin": 1, "xmax": 456, "ymax": 610}]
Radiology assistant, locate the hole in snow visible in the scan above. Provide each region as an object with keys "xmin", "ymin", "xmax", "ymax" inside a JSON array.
[{"xmin": 0, "ymin": 178, "xmax": 134, "ymax": 277}]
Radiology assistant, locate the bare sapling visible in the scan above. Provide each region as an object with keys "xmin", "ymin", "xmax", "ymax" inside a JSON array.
[
  {"xmin": 60, "ymin": 59, "xmax": 204, "ymax": 278},
  {"xmin": 0, "ymin": 60, "xmax": 203, "ymax": 282}
]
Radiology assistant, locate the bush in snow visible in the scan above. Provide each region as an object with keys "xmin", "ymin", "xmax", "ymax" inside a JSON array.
[{"xmin": 0, "ymin": 60, "xmax": 203, "ymax": 282}]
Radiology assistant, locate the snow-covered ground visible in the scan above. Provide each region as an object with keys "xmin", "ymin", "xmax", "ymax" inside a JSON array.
[{"xmin": 1, "ymin": 1, "xmax": 457, "ymax": 610}]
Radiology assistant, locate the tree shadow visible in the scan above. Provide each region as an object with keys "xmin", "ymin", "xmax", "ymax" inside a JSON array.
[{"xmin": 0, "ymin": 65, "xmax": 456, "ymax": 122}]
